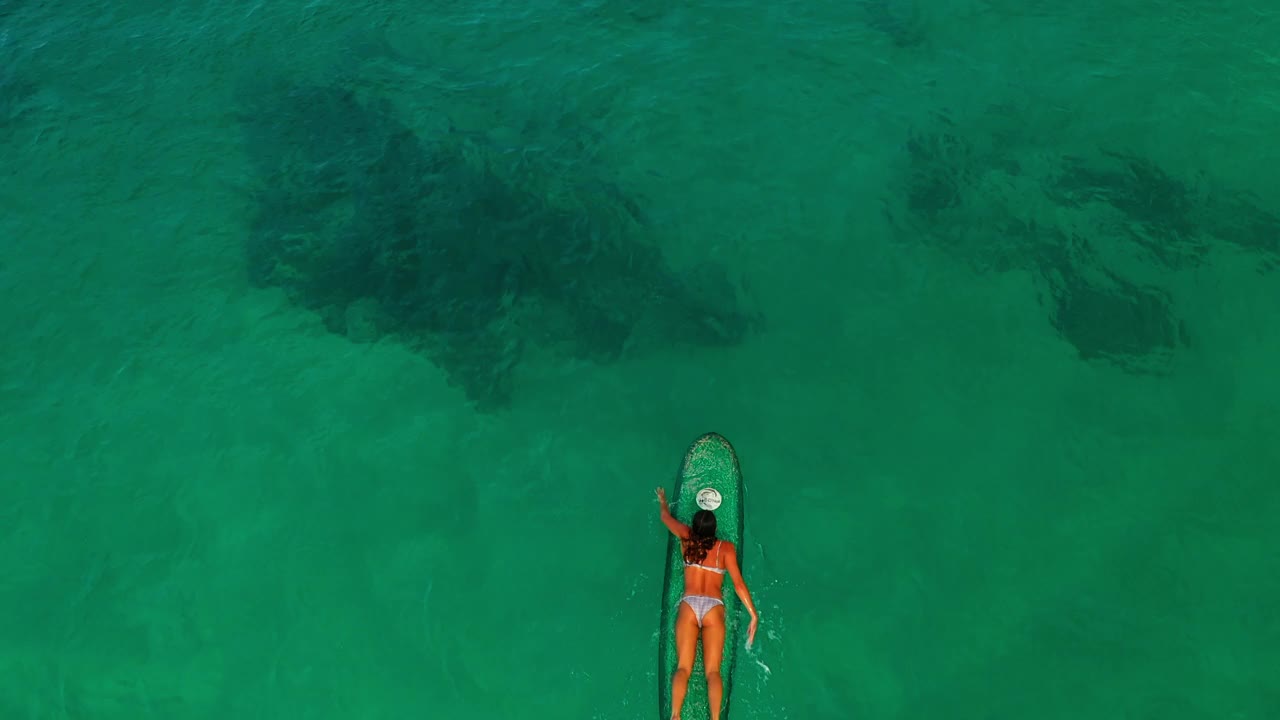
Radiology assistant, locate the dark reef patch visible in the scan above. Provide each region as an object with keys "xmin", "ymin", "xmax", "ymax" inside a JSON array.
[
  {"xmin": 1, "ymin": 45, "xmax": 38, "ymax": 133},
  {"xmin": 893, "ymin": 118, "xmax": 1276, "ymax": 372},
  {"xmin": 1047, "ymin": 151, "xmax": 1279, "ymax": 271},
  {"xmin": 860, "ymin": 0, "xmax": 927, "ymax": 49},
  {"xmin": 1028, "ymin": 226, "xmax": 1186, "ymax": 369},
  {"xmin": 237, "ymin": 81, "xmax": 759, "ymax": 409},
  {"xmin": 1048, "ymin": 152, "xmax": 1209, "ymax": 269}
]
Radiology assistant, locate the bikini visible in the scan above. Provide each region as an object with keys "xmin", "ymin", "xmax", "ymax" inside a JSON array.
[{"xmin": 681, "ymin": 540, "xmax": 726, "ymax": 626}]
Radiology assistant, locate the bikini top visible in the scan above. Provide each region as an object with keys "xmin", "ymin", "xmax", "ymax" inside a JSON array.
[{"xmin": 684, "ymin": 539, "xmax": 726, "ymax": 574}]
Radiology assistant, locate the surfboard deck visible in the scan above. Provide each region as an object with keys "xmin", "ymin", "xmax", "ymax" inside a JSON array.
[{"xmin": 658, "ymin": 432, "xmax": 746, "ymax": 720}]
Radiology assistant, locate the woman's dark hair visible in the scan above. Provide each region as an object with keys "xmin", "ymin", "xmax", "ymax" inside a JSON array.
[{"xmin": 683, "ymin": 510, "xmax": 718, "ymax": 565}]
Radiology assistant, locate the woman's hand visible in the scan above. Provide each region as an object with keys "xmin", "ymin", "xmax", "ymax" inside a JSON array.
[
  {"xmin": 746, "ymin": 614, "xmax": 759, "ymax": 649},
  {"xmin": 655, "ymin": 487, "xmax": 667, "ymax": 507}
]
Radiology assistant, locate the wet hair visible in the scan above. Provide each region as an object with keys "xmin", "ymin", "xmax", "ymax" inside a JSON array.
[{"xmin": 682, "ymin": 510, "xmax": 718, "ymax": 565}]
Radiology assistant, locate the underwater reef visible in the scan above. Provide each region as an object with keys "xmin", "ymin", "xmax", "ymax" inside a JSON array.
[
  {"xmin": 893, "ymin": 119, "xmax": 1277, "ymax": 372},
  {"xmin": 237, "ymin": 82, "xmax": 758, "ymax": 409}
]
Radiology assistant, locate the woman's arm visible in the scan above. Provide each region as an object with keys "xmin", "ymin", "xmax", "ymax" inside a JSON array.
[
  {"xmin": 723, "ymin": 542, "xmax": 759, "ymax": 648},
  {"xmin": 655, "ymin": 488, "xmax": 690, "ymax": 539}
]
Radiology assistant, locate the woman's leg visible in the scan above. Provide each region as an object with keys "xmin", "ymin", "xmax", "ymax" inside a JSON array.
[
  {"xmin": 670, "ymin": 602, "xmax": 700, "ymax": 720},
  {"xmin": 700, "ymin": 605, "xmax": 727, "ymax": 720}
]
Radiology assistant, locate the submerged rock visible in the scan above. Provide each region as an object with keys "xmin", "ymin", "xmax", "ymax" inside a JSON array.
[{"xmin": 238, "ymin": 81, "xmax": 759, "ymax": 408}]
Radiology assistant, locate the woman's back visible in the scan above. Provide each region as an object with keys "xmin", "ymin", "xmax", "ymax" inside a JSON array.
[{"xmin": 682, "ymin": 539, "xmax": 729, "ymax": 597}]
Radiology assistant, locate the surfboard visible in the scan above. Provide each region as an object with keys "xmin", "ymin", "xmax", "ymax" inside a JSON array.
[{"xmin": 658, "ymin": 432, "xmax": 746, "ymax": 720}]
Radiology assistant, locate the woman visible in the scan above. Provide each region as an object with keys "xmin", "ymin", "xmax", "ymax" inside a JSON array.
[{"xmin": 656, "ymin": 487, "xmax": 759, "ymax": 720}]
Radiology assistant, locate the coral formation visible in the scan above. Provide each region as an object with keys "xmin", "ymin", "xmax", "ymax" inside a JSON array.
[
  {"xmin": 897, "ymin": 120, "xmax": 1276, "ymax": 371},
  {"xmin": 238, "ymin": 82, "xmax": 758, "ymax": 408}
]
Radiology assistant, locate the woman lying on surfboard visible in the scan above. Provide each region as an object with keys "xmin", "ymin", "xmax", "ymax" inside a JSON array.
[{"xmin": 656, "ymin": 487, "xmax": 759, "ymax": 720}]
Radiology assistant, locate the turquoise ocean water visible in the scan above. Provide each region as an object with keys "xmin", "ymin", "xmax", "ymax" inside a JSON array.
[{"xmin": 3, "ymin": 0, "xmax": 1279, "ymax": 717}]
